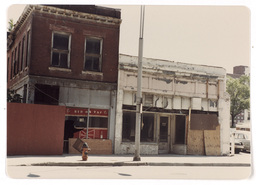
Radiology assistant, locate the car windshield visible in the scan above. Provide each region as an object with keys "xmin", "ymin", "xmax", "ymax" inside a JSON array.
[{"xmin": 235, "ymin": 132, "xmax": 250, "ymax": 140}]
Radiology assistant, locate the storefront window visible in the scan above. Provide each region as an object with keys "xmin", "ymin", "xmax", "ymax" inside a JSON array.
[
  {"xmin": 122, "ymin": 111, "xmax": 155, "ymax": 142},
  {"xmin": 122, "ymin": 111, "xmax": 135, "ymax": 142},
  {"xmin": 89, "ymin": 117, "xmax": 108, "ymax": 128},
  {"xmin": 65, "ymin": 108, "xmax": 109, "ymax": 139},
  {"xmin": 141, "ymin": 113, "xmax": 154, "ymax": 142}
]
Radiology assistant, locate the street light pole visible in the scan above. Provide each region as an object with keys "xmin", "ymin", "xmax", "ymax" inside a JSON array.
[{"xmin": 133, "ymin": 5, "xmax": 145, "ymax": 161}]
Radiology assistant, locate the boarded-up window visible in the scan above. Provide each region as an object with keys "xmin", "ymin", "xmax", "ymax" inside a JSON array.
[{"xmin": 190, "ymin": 114, "xmax": 219, "ymax": 130}]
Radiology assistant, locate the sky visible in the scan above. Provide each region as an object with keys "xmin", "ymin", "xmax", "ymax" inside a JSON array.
[{"xmin": 5, "ymin": 2, "xmax": 252, "ymax": 74}]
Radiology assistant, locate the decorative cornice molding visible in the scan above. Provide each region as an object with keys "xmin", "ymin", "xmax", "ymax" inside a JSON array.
[
  {"xmin": 34, "ymin": 5, "xmax": 122, "ymax": 25},
  {"xmin": 7, "ymin": 5, "xmax": 122, "ymax": 50}
]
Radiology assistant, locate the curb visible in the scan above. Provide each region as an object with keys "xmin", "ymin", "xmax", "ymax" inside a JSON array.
[{"xmin": 28, "ymin": 162, "xmax": 251, "ymax": 167}]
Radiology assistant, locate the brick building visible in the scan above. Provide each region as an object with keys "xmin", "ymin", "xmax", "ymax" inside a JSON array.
[{"xmin": 7, "ymin": 5, "xmax": 121, "ymax": 154}]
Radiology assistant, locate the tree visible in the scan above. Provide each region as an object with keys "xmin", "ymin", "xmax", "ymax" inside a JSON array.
[
  {"xmin": 226, "ymin": 75, "xmax": 250, "ymax": 127},
  {"xmin": 8, "ymin": 19, "xmax": 14, "ymax": 32},
  {"xmin": 7, "ymin": 89, "xmax": 22, "ymax": 103}
]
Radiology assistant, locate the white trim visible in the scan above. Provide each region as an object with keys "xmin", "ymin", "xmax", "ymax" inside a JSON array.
[{"xmin": 48, "ymin": 66, "xmax": 72, "ymax": 72}]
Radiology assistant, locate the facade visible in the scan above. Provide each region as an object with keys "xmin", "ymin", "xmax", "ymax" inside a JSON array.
[
  {"xmin": 115, "ymin": 54, "xmax": 230, "ymax": 155},
  {"xmin": 7, "ymin": 5, "xmax": 121, "ymax": 153}
]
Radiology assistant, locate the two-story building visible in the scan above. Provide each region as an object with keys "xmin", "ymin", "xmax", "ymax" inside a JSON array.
[{"xmin": 7, "ymin": 5, "xmax": 121, "ymax": 153}]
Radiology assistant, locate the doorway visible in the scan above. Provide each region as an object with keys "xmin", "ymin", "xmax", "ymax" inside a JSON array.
[{"xmin": 158, "ymin": 115, "xmax": 170, "ymax": 154}]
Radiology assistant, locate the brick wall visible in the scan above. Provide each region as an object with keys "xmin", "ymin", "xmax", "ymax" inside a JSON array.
[{"xmin": 29, "ymin": 10, "xmax": 120, "ymax": 83}]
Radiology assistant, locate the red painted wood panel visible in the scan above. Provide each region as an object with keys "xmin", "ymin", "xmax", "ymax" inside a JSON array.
[{"xmin": 7, "ymin": 103, "xmax": 66, "ymax": 155}]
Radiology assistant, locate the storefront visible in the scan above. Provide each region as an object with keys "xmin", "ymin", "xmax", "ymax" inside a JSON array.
[
  {"xmin": 20, "ymin": 75, "xmax": 117, "ymax": 154},
  {"xmin": 64, "ymin": 107, "xmax": 111, "ymax": 153},
  {"xmin": 114, "ymin": 54, "xmax": 230, "ymax": 155},
  {"xmin": 65, "ymin": 107, "xmax": 109, "ymax": 139},
  {"xmin": 121, "ymin": 108, "xmax": 188, "ymax": 154}
]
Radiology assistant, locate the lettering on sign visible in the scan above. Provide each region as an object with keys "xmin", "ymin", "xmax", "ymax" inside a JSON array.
[{"xmin": 65, "ymin": 107, "xmax": 108, "ymax": 117}]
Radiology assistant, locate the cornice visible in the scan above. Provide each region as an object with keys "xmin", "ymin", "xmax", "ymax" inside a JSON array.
[{"xmin": 7, "ymin": 5, "xmax": 122, "ymax": 50}]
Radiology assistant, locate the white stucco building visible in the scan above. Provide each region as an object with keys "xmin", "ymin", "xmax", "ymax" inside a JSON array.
[{"xmin": 114, "ymin": 54, "xmax": 230, "ymax": 156}]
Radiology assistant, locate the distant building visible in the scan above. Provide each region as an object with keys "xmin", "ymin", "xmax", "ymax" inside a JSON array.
[
  {"xmin": 227, "ymin": 66, "xmax": 250, "ymax": 127},
  {"xmin": 227, "ymin": 65, "xmax": 250, "ymax": 79}
]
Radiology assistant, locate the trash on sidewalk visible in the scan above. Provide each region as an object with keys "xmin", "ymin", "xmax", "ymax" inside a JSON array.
[{"xmin": 72, "ymin": 138, "xmax": 91, "ymax": 161}]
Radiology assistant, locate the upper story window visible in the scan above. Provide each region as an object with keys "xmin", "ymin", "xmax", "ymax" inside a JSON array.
[
  {"xmin": 84, "ymin": 37, "xmax": 102, "ymax": 72},
  {"xmin": 25, "ymin": 30, "xmax": 31, "ymax": 68},
  {"xmin": 51, "ymin": 32, "xmax": 71, "ymax": 68}
]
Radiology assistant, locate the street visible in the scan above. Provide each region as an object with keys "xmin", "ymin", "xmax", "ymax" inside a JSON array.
[
  {"xmin": 7, "ymin": 165, "xmax": 251, "ymax": 179},
  {"xmin": 5, "ymin": 152, "xmax": 252, "ymax": 181}
]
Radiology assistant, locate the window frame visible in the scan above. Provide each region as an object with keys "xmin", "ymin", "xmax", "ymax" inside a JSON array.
[
  {"xmin": 122, "ymin": 110, "xmax": 156, "ymax": 143},
  {"xmin": 51, "ymin": 32, "xmax": 71, "ymax": 68},
  {"xmin": 25, "ymin": 30, "xmax": 31, "ymax": 68},
  {"xmin": 84, "ymin": 36, "xmax": 103, "ymax": 72}
]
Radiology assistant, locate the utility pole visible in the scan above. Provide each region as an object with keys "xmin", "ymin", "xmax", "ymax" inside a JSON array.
[{"xmin": 133, "ymin": 5, "xmax": 145, "ymax": 161}]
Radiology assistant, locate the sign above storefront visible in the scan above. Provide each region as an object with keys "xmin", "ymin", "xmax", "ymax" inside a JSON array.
[{"xmin": 65, "ymin": 107, "xmax": 108, "ymax": 117}]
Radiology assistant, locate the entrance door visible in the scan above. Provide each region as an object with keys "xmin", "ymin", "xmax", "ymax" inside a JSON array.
[{"xmin": 158, "ymin": 116, "xmax": 170, "ymax": 154}]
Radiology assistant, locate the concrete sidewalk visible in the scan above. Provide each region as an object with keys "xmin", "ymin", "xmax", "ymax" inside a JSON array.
[{"xmin": 7, "ymin": 152, "xmax": 251, "ymax": 167}]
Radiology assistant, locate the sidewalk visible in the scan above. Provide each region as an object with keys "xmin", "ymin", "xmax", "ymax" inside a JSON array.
[{"xmin": 7, "ymin": 153, "xmax": 251, "ymax": 167}]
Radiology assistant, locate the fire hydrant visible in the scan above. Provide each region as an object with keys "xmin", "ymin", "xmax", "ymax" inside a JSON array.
[{"xmin": 82, "ymin": 142, "xmax": 90, "ymax": 161}]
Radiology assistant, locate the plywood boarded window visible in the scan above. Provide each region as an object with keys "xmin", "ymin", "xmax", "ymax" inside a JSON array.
[{"xmin": 190, "ymin": 114, "xmax": 219, "ymax": 130}]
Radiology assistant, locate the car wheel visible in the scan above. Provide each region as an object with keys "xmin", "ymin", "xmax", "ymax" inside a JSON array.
[{"xmin": 235, "ymin": 148, "xmax": 240, "ymax": 154}]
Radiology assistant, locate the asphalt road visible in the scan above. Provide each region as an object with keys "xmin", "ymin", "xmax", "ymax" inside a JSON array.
[{"xmin": 7, "ymin": 165, "xmax": 251, "ymax": 179}]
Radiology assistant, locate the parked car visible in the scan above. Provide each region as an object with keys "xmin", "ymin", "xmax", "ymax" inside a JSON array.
[
  {"xmin": 234, "ymin": 131, "xmax": 250, "ymax": 153},
  {"xmin": 234, "ymin": 140, "xmax": 244, "ymax": 154}
]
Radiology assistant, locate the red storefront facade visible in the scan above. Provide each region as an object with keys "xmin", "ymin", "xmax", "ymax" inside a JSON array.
[{"xmin": 65, "ymin": 107, "xmax": 109, "ymax": 140}]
